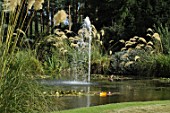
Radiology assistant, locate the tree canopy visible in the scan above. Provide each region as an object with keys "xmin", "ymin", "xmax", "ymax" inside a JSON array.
[{"xmin": 83, "ymin": 0, "xmax": 170, "ymax": 37}]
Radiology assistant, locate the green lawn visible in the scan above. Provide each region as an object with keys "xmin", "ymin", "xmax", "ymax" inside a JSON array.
[{"xmin": 52, "ymin": 100, "xmax": 170, "ymax": 113}]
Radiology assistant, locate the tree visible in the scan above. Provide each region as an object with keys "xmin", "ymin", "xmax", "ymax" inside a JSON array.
[{"xmin": 84, "ymin": 0, "xmax": 170, "ymax": 35}]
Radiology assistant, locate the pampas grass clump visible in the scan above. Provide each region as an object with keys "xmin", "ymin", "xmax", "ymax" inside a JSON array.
[{"xmin": 0, "ymin": 50, "xmax": 56, "ymax": 113}]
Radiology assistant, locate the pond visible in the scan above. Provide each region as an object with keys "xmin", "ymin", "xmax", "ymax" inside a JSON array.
[{"xmin": 41, "ymin": 78, "xmax": 170, "ymax": 110}]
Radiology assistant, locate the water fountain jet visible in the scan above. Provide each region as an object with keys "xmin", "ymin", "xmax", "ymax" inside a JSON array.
[
  {"xmin": 84, "ymin": 17, "xmax": 92, "ymax": 82},
  {"xmin": 69, "ymin": 16, "xmax": 92, "ymax": 83},
  {"xmin": 40, "ymin": 17, "xmax": 93, "ymax": 86}
]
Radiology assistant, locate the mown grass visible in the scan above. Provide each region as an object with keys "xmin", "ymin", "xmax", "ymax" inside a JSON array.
[{"xmin": 53, "ymin": 100, "xmax": 170, "ymax": 113}]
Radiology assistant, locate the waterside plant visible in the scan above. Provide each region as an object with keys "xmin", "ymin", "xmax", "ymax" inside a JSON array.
[
  {"xmin": 0, "ymin": 1, "xmax": 60, "ymax": 112},
  {"xmin": 1, "ymin": 0, "xmax": 170, "ymax": 112}
]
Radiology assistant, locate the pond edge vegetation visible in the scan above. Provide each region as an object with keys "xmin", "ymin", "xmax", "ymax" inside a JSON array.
[{"xmin": 0, "ymin": 0, "xmax": 170, "ymax": 112}]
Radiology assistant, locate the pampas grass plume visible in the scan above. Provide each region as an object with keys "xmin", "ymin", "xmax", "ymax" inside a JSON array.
[
  {"xmin": 53, "ymin": 10, "xmax": 68, "ymax": 26},
  {"xmin": 10, "ymin": 0, "xmax": 21, "ymax": 12},
  {"xmin": 34, "ymin": 0, "xmax": 44, "ymax": 10},
  {"xmin": 3, "ymin": 0, "xmax": 21, "ymax": 12},
  {"xmin": 28, "ymin": 0, "xmax": 35, "ymax": 9},
  {"xmin": 28, "ymin": 0, "xmax": 44, "ymax": 10},
  {"xmin": 34, "ymin": 2, "xmax": 43, "ymax": 10}
]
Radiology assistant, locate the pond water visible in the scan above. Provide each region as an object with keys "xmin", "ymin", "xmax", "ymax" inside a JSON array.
[{"xmin": 41, "ymin": 79, "xmax": 170, "ymax": 110}]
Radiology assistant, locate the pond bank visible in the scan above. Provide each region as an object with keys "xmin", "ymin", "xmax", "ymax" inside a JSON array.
[{"xmin": 53, "ymin": 100, "xmax": 170, "ymax": 113}]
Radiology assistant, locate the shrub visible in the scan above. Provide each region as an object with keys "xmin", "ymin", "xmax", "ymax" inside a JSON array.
[{"xmin": 138, "ymin": 54, "xmax": 170, "ymax": 77}]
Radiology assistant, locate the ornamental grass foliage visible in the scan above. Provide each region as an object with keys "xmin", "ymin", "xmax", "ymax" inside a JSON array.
[
  {"xmin": 1, "ymin": 0, "xmax": 170, "ymax": 112},
  {"xmin": 0, "ymin": 0, "xmax": 61, "ymax": 112}
]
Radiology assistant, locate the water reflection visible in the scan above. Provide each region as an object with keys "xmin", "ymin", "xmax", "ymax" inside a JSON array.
[
  {"xmin": 58, "ymin": 79, "xmax": 170, "ymax": 110},
  {"xmin": 87, "ymin": 86, "xmax": 91, "ymax": 107}
]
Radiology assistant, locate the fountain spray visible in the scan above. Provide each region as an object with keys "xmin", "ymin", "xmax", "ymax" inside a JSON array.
[{"xmin": 83, "ymin": 17, "xmax": 92, "ymax": 82}]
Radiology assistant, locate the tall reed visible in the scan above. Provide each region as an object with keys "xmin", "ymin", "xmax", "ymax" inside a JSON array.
[
  {"xmin": 138, "ymin": 54, "xmax": 170, "ymax": 77},
  {"xmin": 0, "ymin": 0, "xmax": 44, "ymax": 75},
  {"xmin": 156, "ymin": 24, "xmax": 170, "ymax": 54},
  {"xmin": 0, "ymin": 1, "xmax": 59, "ymax": 112}
]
